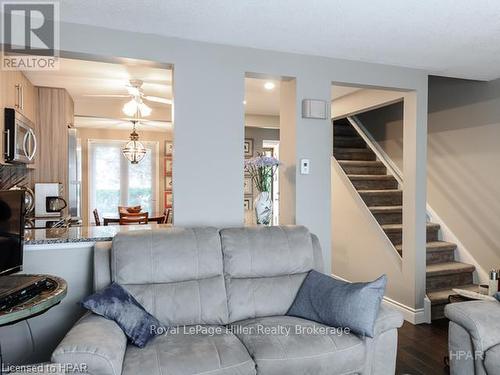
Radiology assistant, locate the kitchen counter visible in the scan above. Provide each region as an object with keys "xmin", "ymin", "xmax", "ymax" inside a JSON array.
[{"xmin": 24, "ymin": 223, "xmax": 172, "ymax": 245}]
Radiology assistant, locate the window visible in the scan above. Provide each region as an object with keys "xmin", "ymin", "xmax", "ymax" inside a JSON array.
[{"xmin": 89, "ymin": 140, "xmax": 158, "ymax": 221}]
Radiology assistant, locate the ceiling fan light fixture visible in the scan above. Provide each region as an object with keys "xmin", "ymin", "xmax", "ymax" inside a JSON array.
[
  {"xmin": 122, "ymin": 99, "xmax": 138, "ymax": 117},
  {"xmin": 139, "ymin": 102, "xmax": 152, "ymax": 117},
  {"xmin": 122, "ymin": 98, "xmax": 152, "ymax": 118}
]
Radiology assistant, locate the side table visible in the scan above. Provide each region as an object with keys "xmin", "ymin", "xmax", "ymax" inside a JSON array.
[{"xmin": 0, "ymin": 275, "xmax": 67, "ymax": 374}]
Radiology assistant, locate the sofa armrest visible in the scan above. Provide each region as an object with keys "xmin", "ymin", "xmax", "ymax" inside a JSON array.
[
  {"xmin": 445, "ymin": 301, "xmax": 500, "ymax": 353},
  {"xmin": 363, "ymin": 304, "xmax": 403, "ymax": 375},
  {"xmin": 373, "ymin": 303, "xmax": 404, "ymax": 337},
  {"xmin": 52, "ymin": 313, "xmax": 127, "ymax": 375}
]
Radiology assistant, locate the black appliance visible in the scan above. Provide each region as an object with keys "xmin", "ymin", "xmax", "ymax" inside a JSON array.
[
  {"xmin": 0, "ymin": 275, "xmax": 55, "ymax": 311},
  {"xmin": 0, "ymin": 190, "xmax": 25, "ymax": 275},
  {"xmin": 45, "ymin": 196, "xmax": 67, "ymax": 213},
  {"xmin": 4, "ymin": 108, "xmax": 37, "ymax": 164}
]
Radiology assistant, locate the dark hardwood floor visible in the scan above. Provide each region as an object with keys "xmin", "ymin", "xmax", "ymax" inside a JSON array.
[{"xmin": 396, "ymin": 319, "xmax": 450, "ymax": 375}]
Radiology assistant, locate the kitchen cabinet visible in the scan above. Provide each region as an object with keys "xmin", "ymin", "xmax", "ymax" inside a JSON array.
[
  {"xmin": 20, "ymin": 73, "xmax": 36, "ymax": 122},
  {"xmin": 0, "ymin": 70, "xmax": 37, "ymax": 165},
  {"xmin": 3, "ymin": 70, "xmax": 36, "ymax": 122},
  {"xmin": 0, "ymin": 69, "xmax": 5, "ymax": 164},
  {"xmin": 32, "ymin": 87, "xmax": 74, "ymax": 208},
  {"xmin": 65, "ymin": 91, "xmax": 74, "ymax": 128}
]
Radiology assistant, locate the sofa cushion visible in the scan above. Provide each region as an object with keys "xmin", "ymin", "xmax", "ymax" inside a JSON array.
[
  {"xmin": 484, "ymin": 343, "xmax": 500, "ymax": 375},
  {"xmin": 287, "ymin": 271, "xmax": 387, "ymax": 337},
  {"xmin": 81, "ymin": 282, "xmax": 162, "ymax": 347},
  {"xmin": 111, "ymin": 228, "xmax": 229, "ymax": 326},
  {"xmin": 220, "ymin": 226, "xmax": 320, "ymax": 322},
  {"xmin": 231, "ymin": 316, "xmax": 365, "ymax": 375},
  {"xmin": 121, "ymin": 327, "xmax": 256, "ymax": 375}
]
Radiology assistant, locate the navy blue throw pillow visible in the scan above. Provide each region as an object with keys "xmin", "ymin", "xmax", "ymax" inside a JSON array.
[
  {"xmin": 81, "ymin": 283, "xmax": 162, "ymax": 348},
  {"xmin": 287, "ymin": 271, "xmax": 387, "ymax": 337}
]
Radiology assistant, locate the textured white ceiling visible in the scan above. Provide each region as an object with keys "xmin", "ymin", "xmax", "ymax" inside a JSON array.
[{"xmin": 59, "ymin": 0, "xmax": 500, "ymax": 80}]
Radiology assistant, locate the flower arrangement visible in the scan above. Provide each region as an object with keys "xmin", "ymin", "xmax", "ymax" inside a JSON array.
[{"xmin": 244, "ymin": 154, "xmax": 280, "ymax": 192}]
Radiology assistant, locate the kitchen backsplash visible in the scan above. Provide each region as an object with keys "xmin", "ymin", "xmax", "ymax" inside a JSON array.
[{"xmin": 0, "ymin": 164, "xmax": 29, "ymax": 190}]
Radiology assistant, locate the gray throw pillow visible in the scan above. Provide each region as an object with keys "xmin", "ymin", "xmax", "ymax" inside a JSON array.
[
  {"xmin": 287, "ymin": 271, "xmax": 387, "ymax": 337},
  {"xmin": 81, "ymin": 282, "xmax": 162, "ymax": 348}
]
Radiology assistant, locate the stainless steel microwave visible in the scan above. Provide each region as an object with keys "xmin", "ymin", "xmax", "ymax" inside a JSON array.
[{"xmin": 4, "ymin": 108, "xmax": 37, "ymax": 164}]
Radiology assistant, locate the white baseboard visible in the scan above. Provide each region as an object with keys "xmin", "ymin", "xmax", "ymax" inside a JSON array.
[
  {"xmin": 383, "ymin": 296, "xmax": 428, "ymax": 325},
  {"xmin": 332, "ymin": 273, "xmax": 427, "ymax": 325}
]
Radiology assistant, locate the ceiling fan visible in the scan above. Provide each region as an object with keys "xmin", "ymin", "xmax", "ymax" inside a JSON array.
[{"xmin": 83, "ymin": 79, "xmax": 172, "ymax": 106}]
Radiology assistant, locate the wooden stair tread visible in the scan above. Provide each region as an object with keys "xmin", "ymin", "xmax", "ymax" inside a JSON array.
[
  {"xmin": 395, "ymin": 241, "xmax": 456, "ymax": 253},
  {"xmin": 337, "ymin": 160, "xmax": 384, "ymax": 166},
  {"xmin": 427, "ymin": 284, "xmax": 479, "ymax": 304},
  {"xmin": 382, "ymin": 223, "xmax": 440, "ymax": 231},
  {"xmin": 425, "ymin": 241, "xmax": 457, "ymax": 252},
  {"xmin": 426, "ymin": 261, "xmax": 475, "ymax": 276},
  {"xmin": 334, "ymin": 135, "xmax": 363, "ymax": 140},
  {"xmin": 358, "ymin": 189, "xmax": 402, "ymax": 194},
  {"xmin": 348, "ymin": 175, "xmax": 396, "ymax": 180},
  {"xmin": 333, "ymin": 147, "xmax": 369, "ymax": 152},
  {"xmin": 369, "ymin": 205, "xmax": 403, "ymax": 213}
]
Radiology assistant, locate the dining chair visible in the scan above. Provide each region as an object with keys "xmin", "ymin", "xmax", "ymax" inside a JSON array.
[
  {"xmin": 162, "ymin": 208, "xmax": 171, "ymax": 224},
  {"xmin": 93, "ymin": 208, "xmax": 101, "ymax": 226},
  {"xmin": 119, "ymin": 212, "xmax": 149, "ymax": 225}
]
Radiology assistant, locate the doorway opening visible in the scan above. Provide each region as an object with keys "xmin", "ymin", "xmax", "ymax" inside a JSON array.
[
  {"xmin": 243, "ymin": 76, "xmax": 281, "ymax": 225},
  {"xmin": 23, "ymin": 54, "xmax": 173, "ymax": 227}
]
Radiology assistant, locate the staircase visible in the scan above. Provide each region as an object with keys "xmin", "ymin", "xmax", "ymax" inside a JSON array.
[{"xmin": 333, "ymin": 117, "xmax": 477, "ymax": 320}]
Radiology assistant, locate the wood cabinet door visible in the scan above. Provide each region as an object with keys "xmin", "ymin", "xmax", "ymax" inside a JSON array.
[
  {"xmin": 0, "ymin": 70, "xmax": 5, "ymax": 163},
  {"xmin": 64, "ymin": 90, "xmax": 74, "ymax": 127},
  {"xmin": 20, "ymin": 74, "xmax": 36, "ymax": 122},
  {"xmin": 4, "ymin": 70, "xmax": 22, "ymax": 110}
]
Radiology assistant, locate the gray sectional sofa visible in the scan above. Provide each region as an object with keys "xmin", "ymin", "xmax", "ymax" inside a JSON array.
[
  {"xmin": 52, "ymin": 226, "xmax": 403, "ymax": 375},
  {"xmin": 445, "ymin": 300, "xmax": 500, "ymax": 375}
]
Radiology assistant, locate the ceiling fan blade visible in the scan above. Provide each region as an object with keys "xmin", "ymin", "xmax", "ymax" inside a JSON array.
[
  {"xmin": 144, "ymin": 95, "xmax": 172, "ymax": 104},
  {"xmin": 82, "ymin": 94, "xmax": 130, "ymax": 98}
]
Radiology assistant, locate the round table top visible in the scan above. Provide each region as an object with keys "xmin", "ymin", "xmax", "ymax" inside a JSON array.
[{"xmin": 0, "ymin": 275, "xmax": 67, "ymax": 326}]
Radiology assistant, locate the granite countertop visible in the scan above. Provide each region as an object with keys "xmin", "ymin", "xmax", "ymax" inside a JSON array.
[{"xmin": 24, "ymin": 223, "xmax": 172, "ymax": 245}]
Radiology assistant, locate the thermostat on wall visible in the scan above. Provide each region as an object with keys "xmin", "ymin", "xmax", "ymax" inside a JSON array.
[{"xmin": 302, "ymin": 99, "xmax": 328, "ymax": 119}]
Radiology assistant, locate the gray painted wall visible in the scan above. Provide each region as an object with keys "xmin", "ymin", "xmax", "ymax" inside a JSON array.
[
  {"xmin": 244, "ymin": 127, "xmax": 280, "ymax": 156},
  {"xmin": 358, "ymin": 102, "xmax": 404, "ymax": 172},
  {"xmin": 0, "ymin": 22, "xmax": 430, "ymax": 364},
  {"xmin": 359, "ymin": 76, "xmax": 500, "ymax": 274},
  {"xmin": 57, "ymin": 20, "xmax": 428, "ymax": 275}
]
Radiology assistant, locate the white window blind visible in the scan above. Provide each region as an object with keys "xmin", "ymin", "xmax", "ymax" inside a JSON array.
[{"xmin": 88, "ymin": 139, "xmax": 158, "ymax": 222}]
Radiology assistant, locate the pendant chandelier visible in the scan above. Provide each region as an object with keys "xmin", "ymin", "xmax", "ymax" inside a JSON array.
[{"xmin": 122, "ymin": 119, "xmax": 147, "ymax": 164}]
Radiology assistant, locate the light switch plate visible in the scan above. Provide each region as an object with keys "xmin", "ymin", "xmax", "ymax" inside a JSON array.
[{"xmin": 300, "ymin": 159, "xmax": 310, "ymax": 174}]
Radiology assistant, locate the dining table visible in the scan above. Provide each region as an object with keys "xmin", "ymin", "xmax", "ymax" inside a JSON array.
[{"xmin": 102, "ymin": 212, "xmax": 166, "ymax": 226}]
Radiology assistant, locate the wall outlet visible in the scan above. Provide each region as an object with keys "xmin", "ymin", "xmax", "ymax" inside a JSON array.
[{"xmin": 300, "ymin": 159, "xmax": 310, "ymax": 174}]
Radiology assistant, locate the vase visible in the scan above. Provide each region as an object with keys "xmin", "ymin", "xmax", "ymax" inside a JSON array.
[{"xmin": 254, "ymin": 191, "xmax": 272, "ymax": 225}]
